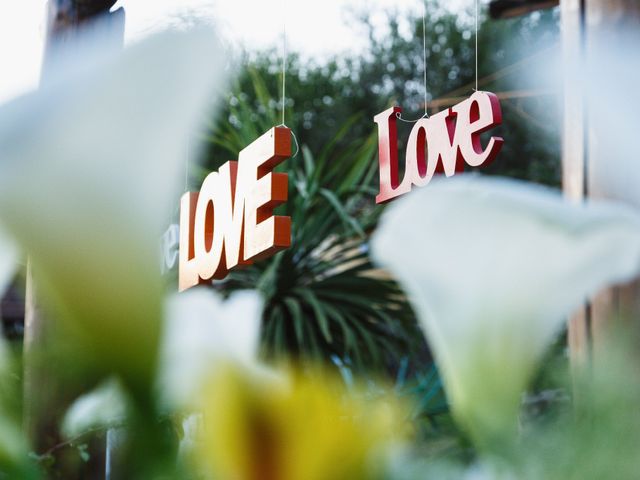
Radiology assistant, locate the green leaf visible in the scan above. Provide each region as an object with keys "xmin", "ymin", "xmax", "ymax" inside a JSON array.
[
  {"xmin": 295, "ymin": 288, "xmax": 333, "ymax": 344},
  {"xmin": 319, "ymin": 188, "xmax": 366, "ymax": 238},
  {"xmin": 77, "ymin": 444, "xmax": 90, "ymax": 463},
  {"xmin": 283, "ymin": 297, "xmax": 305, "ymax": 348}
]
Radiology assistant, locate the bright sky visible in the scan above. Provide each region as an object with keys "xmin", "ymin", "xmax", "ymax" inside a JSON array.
[{"xmin": 0, "ymin": 0, "xmax": 467, "ymax": 105}]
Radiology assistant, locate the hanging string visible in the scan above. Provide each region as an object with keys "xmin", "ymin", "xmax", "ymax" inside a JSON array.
[
  {"xmin": 277, "ymin": 0, "xmax": 299, "ymax": 157},
  {"xmin": 281, "ymin": 0, "xmax": 287, "ymax": 126},
  {"xmin": 422, "ymin": 0, "xmax": 428, "ymax": 115},
  {"xmin": 396, "ymin": 112, "xmax": 425, "ymax": 123},
  {"xmin": 474, "ymin": 0, "xmax": 479, "ymax": 92},
  {"xmin": 396, "ymin": 0, "xmax": 430, "ymax": 123}
]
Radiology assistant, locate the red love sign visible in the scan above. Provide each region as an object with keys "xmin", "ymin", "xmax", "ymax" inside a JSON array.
[
  {"xmin": 374, "ymin": 91, "xmax": 503, "ymax": 203},
  {"xmin": 179, "ymin": 127, "xmax": 292, "ymax": 291}
]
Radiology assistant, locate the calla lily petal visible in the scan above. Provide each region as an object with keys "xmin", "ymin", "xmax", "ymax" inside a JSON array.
[
  {"xmin": 62, "ymin": 378, "xmax": 128, "ymax": 438},
  {"xmin": 0, "ymin": 27, "xmax": 227, "ymax": 390},
  {"xmin": 372, "ymin": 176, "xmax": 640, "ymax": 446},
  {"xmin": 0, "ymin": 226, "xmax": 18, "ymax": 301},
  {"xmin": 159, "ymin": 288, "xmax": 263, "ymax": 409}
]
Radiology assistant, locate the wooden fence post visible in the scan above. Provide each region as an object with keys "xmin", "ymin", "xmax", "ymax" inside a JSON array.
[
  {"xmin": 562, "ymin": 0, "xmax": 640, "ymax": 367},
  {"xmin": 561, "ymin": 0, "xmax": 589, "ymax": 372}
]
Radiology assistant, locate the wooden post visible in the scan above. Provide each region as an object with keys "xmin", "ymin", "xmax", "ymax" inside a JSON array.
[
  {"xmin": 561, "ymin": 0, "xmax": 589, "ymax": 372},
  {"xmin": 562, "ymin": 0, "xmax": 640, "ymax": 367},
  {"xmin": 585, "ymin": 0, "xmax": 640, "ymax": 361},
  {"xmin": 23, "ymin": 1, "xmax": 124, "ymax": 475}
]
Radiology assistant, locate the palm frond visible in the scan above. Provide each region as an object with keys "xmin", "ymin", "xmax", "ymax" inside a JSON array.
[{"xmin": 202, "ymin": 68, "xmax": 427, "ymax": 372}]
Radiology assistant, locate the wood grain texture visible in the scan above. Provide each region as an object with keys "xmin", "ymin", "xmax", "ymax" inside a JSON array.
[{"xmin": 562, "ymin": 0, "xmax": 640, "ymax": 367}]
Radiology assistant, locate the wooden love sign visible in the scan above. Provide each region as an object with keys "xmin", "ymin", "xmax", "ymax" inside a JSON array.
[
  {"xmin": 179, "ymin": 127, "xmax": 291, "ymax": 291},
  {"xmin": 374, "ymin": 91, "xmax": 503, "ymax": 203}
]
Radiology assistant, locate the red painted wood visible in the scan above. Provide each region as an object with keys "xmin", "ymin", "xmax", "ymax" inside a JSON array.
[
  {"xmin": 179, "ymin": 127, "xmax": 291, "ymax": 291},
  {"xmin": 374, "ymin": 91, "xmax": 503, "ymax": 204}
]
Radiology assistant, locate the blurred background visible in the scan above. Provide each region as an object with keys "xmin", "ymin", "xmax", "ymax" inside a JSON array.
[
  {"xmin": 0, "ymin": 0, "xmax": 562, "ymax": 398},
  {"xmin": 2, "ymin": 0, "xmax": 639, "ymax": 479}
]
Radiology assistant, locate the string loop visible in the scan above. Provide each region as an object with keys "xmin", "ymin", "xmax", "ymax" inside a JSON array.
[
  {"xmin": 395, "ymin": 111, "xmax": 428, "ymax": 123},
  {"xmin": 277, "ymin": 123, "xmax": 300, "ymax": 158}
]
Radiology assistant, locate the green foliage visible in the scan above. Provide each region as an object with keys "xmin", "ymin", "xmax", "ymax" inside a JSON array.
[
  {"xmin": 202, "ymin": 71, "xmax": 427, "ymax": 371},
  {"xmin": 208, "ymin": 3, "xmax": 561, "ymax": 187},
  {"xmin": 0, "ymin": 4, "xmax": 577, "ymax": 478},
  {"xmin": 196, "ymin": 1, "xmax": 562, "ymax": 433},
  {"xmin": 197, "ymin": 0, "xmax": 561, "ymax": 402}
]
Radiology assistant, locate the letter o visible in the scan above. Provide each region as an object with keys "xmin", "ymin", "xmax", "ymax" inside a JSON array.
[
  {"xmin": 194, "ymin": 171, "xmax": 225, "ymax": 280},
  {"xmin": 405, "ymin": 118, "xmax": 432, "ymax": 187}
]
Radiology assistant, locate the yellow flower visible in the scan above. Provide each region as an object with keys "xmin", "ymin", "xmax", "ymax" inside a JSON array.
[{"xmin": 196, "ymin": 365, "xmax": 408, "ymax": 480}]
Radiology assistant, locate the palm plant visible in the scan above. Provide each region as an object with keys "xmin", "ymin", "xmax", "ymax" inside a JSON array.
[{"xmin": 199, "ymin": 68, "xmax": 427, "ymax": 372}]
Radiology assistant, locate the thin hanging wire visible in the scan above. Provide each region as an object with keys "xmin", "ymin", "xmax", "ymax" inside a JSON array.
[
  {"xmin": 277, "ymin": 0, "xmax": 299, "ymax": 157},
  {"xmin": 281, "ymin": 0, "xmax": 287, "ymax": 126},
  {"xmin": 474, "ymin": 0, "xmax": 479, "ymax": 91},
  {"xmin": 396, "ymin": 0, "xmax": 430, "ymax": 123},
  {"xmin": 422, "ymin": 1, "xmax": 428, "ymax": 115}
]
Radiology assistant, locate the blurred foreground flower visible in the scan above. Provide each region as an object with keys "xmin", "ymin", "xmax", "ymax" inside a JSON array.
[
  {"xmin": 196, "ymin": 366, "xmax": 408, "ymax": 480},
  {"xmin": 159, "ymin": 289, "xmax": 262, "ymax": 409},
  {"xmin": 0, "ymin": 227, "xmax": 17, "ymax": 299},
  {"xmin": 0, "ymin": 27, "xmax": 227, "ymax": 396},
  {"xmin": 62, "ymin": 378, "xmax": 128, "ymax": 439},
  {"xmin": 0, "ymin": 417, "xmax": 33, "ymax": 479},
  {"xmin": 372, "ymin": 176, "xmax": 640, "ymax": 447}
]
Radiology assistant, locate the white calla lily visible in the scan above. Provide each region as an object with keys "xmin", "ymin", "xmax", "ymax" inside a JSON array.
[
  {"xmin": 0, "ymin": 227, "xmax": 18, "ymax": 301},
  {"xmin": 0, "ymin": 27, "xmax": 227, "ymax": 390},
  {"xmin": 372, "ymin": 176, "xmax": 640, "ymax": 445},
  {"xmin": 0, "ymin": 220, "xmax": 24, "ymax": 473},
  {"xmin": 0, "ymin": 225, "xmax": 18, "ymax": 369},
  {"xmin": 159, "ymin": 289, "xmax": 263, "ymax": 409},
  {"xmin": 62, "ymin": 378, "xmax": 128, "ymax": 438}
]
